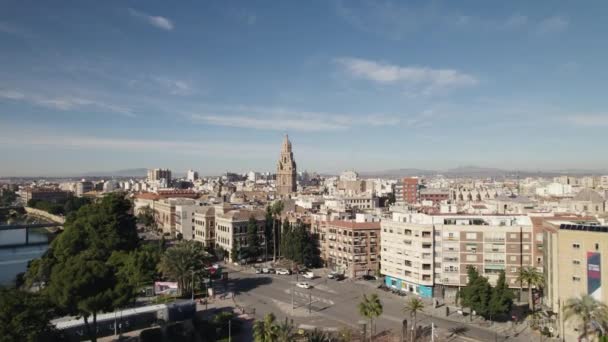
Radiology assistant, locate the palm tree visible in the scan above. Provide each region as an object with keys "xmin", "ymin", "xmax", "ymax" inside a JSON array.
[
  {"xmin": 253, "ymin": 313, "xmax": 279, "ymax": 342},
  {"xmin": 564, "ymin": 295, "xmax": 608, "ymax": 341},
  {"xmin": 158, "ymin": 240, "xmax": 209, "ymax": 296},
  {"xmin": 306, "ymin": 328, "xmax": 330, "ymax": 342},
  {"xmin": 516, "ymin": 267, "xmax": 544, "ymax": 311},
  {"xmin": 403, "ymin": 297, "xmax": 425, "ymax": 342},
  {"xmin": 272, "ymin": 201, "xmax": 284, "ymax": 262},
  {"xmin": 358, "ymin": 294, "xmax": 383, "ymax": 341},
  {"xmin": 276, "ymin": 317, "xmax": 295, "ymax": 342}
]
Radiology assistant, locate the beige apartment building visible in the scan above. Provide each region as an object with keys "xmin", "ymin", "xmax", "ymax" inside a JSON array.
[
  {"xmin": 544, "ymin": 220, "xmax": 608, "ymax": 340},
  {"xmin": 381, "ymin": 209, "xmax": 534, "ymax": 299},
  {"xmin": 193, "ymin": 206, "xmax": 216, "ymax": 248},
  {"xmin": 214, "ymin": 208, "xmax": 266, "ymax": 261},
  {"xmin": 319, "ymin": 220, "xmax": 380, "ymax": 278}
]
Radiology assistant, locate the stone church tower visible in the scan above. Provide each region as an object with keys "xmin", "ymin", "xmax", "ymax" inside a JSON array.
[{"xmin": 276, "ymin": 134, "xmax": 297, "ymax": 196}]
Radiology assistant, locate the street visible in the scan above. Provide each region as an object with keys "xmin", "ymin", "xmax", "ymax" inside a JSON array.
[{"xmin": 215, "ymin": 266, "xmax": 533, "ymax": 341}]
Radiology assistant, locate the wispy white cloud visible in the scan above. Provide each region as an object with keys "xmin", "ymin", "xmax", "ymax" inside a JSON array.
[
  {"xmin": 335, "ymin": 57, "xmax": 478, "ymax": 93},
  {"xmin": 189, "ymin": 105, "xmax": 401, "ymax": 132},
  {"xmin": 503, "ymin": 14, "xmax": 528, "ymax": 30},
  {"xmin": 151, "ymin": 77, "xmax": 194, "ymax": 95},
  {"xmin": 0, "ymin": 126, "xmax": 275, "ymax": 156},
  {"xmin": 536, "ymin": 16, "xmax": 568, "ymax": 35},
  {"xmin": 128, "ymin": 8, "xmax": 174, "ymax": 31},
  {"xmin": 0, "ymin": 89, "xmax": 134, "ymax": 116},
  {"xmin": 566, "ymin": 114, "xmax": 608, "ymax": 127}
]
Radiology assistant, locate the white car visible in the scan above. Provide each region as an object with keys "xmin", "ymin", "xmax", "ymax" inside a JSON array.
[
  {"xmin": 303, "ymin": 272, "xmax": 315, "ymax": 279},
  {"xmin": 296, "ymin": 282, "xmax": 312, "ymax": 289},
  {"xmin": 276, "ymin": 268, "xmax": 291, "ymax": 275}
]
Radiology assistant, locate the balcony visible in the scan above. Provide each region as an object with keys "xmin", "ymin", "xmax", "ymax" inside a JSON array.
[{"xmin": 484, "ymin": 259, "xmax": 505, "ymax": 264}]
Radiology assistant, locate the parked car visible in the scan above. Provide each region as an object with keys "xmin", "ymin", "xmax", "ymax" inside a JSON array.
[
  {"xmin": 267, "ymin": 268, "xmax": 276, "ymax": 274},
  {"xmin": 276, "ymin": 268, "xmax": 291, "ymax": 275},
  {"xmin": 362, "ymin": 275, "xmax": 377, "ymax": 281},
  {"xmin": 254, "ymin": 268, "xmax": 262, "ymax": 274},
  {"xmin": 303, "ymin": 272, "xmax": 315, "ymax": 279},
  {"xmin": 298, "ymin": 268, "xmax": 309, "ymax": 275},
  {"xmin": 327, "ymin": 271, "xmax": 340, "ymax": 279},
  {"xmin": 296, "ymin": 282, "xmax": 312, "ymax": 289}
]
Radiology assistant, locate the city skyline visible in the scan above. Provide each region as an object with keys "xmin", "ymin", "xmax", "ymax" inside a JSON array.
[{"xmin": 2, "ymin": 1, "xmax": 608, "ymax": 176}]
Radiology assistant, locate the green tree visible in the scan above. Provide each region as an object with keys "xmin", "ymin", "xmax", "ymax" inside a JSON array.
[
  {"xmin": 246, "ymin": 216, "xmax": 260, "ymax": 261},
  {"xmin": 253, "ymin": 313, "xmax": 279, "ymax": 342},
  {"xmin": 276, "ymin": 317, "xmax": 295, "ymax": 342},
  {"xmin": 517, "ymin": 267, "xmax": 544, "ymax": 312},
  {"xmin": 564, "ymin": 295, "xmax": 608, "ymax": 341},
  {"xmin": 460, "ymin": 266, "xmax": 492, "ymax": 319},
  {"xmin": 271, "ymin": 201, "xmax": 284, "ymax": 262},
  {"xmin": 403, "ymin": 297, "xmax": 425, "ymax": 342},
  {"xmin": 40, "ymin": 193, "xmax": 140, "ymax": 342},
  {"xmin": 306, "ymin": 329, "xmax": 330, "ymax": 342},
  {"xmin": 358, "ymin": 294, "xmax": 383, "ymax": 341},
  {"xmin": 0, "ymin": 189, "xmax": 17, "ymax": 206},
  {"xmin": 387, "ymin": 192, "xmax": 396, "ymax": 206},
  {"xmin": 137, "ymin": 205, "xmax": 157, "ymax": 230},
  {"xmin": 0, "ymin": 288, "xmax": 58, "ymax": 342},
  {"xmin": 158, "ymin": 240, "xmax": 210, "ymax": 296},
  {"xmin": 488, "ymin": 270, "xmax": 514, "ymax": 319},
  {"xmin": 108, "ymin": 243, "xmax": 162, "ymax": 295},
  {"xmin": 264, "ymin": 205, "xmax": 274, "ymax": 262}
]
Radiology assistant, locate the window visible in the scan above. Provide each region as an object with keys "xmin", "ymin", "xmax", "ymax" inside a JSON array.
[
  {"xmin": 510, "ymin": 267, "xmax": 518, "ymax": 273},
  {"xmin": 573, "ymin": 276, "xmax": 581, "ymax": 282},
  {"xmin": 510, "ymin": 233, "xmax": 517, "ymax": 239},
  {"xmin": 573, "ymin": 243, "xmax": 581, "ymax": 249},
  {"xmin": 510, "ymin": 256, "xmax": 517, "ymax": 261},
  {"xmin": 466, "ymin": 233, "xmax": 477, "ymax": 240},
  {"xmin": 523, "ymin": 233, "xmax": 530, "ymax": 239},
  {"xmin": 573, "ymin": 260, "xmax": 581, "ymax": 265},
  {"xmin": 596, "ymin": 243, "xmax": 600, "ymax": 251},
  {"xmin": 523, "ymin": 256, "xmax": 530, "ymax": 262},
  {"xmin": 523, "ymin": 245, "xmax": 530, "ymax": 251},
  {"xmin": 466, "ymin": 255, "xmax": 477, "ymax": 262}
]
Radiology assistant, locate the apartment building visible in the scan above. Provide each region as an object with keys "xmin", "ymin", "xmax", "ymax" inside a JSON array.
[
  {"xmin": 154, "ymin": 198, "xmax": 196, "ymax": 236},
  {"xmin": 543, "ymin": 220, "xmax": 608, "ymax": 340},
  {"xmin": 395, "ymin": 177, "xmax": 420, "ymax": 205},
  {"xmin": 20, "ymin": 187, "xmax": 71, "ymax": 205},
  {"xmin": 319, "ymin": 220, "xmax": 380, "ymax": 278},
  {"xmin": 214, "ymin": 208, "xmax": 266, "ymax": 261},
  {"xmin": 419, "ymin": 188, "xmax": 450, "ymax": 204},
  {"xmin": 193, "ymin": 206, "xmax": 216, "ymax": 248},
  {"xmin": 381, "ymin": 209, "xmax": 534, "ymax": 300}
]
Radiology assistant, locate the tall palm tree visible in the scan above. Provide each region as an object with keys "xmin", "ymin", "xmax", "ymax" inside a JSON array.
[
  {"xmin": 516, "ymin": 267, "xmax": 544, "ymax": 311},
  {"xmin": 403, "ymin": 297, "xmax": 425, "ymax": 342},
  {"xmin": 564, "ymin": 295, "xmax": 608, "ymax": 341},
  {"xmin": 253, "ymin": 313, "xmax": 279, "ymax": 342},
  {"xmin": 272, "ymin": 201, "xmax": 284, "ymax": 262},
  {"xmin": 358, "ymin": 294, "xmax": 383, "ymax": 342},
  {"xmin": 158, "ymin": 240, "xmax": 209, "ymax": 296},
  {"xmin": 276, "ymin": 317, "xmax": 295, "ymax": 342}
]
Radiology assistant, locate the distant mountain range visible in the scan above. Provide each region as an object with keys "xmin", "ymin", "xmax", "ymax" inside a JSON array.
[
  {"xmin": 360, "ymin": 165, "xmax": 608, "ymax": 179},
  {"xmin": 79, "ymin": 168, "xmax": 148, "ymax": 178},
  {"xmin": 50, "ymin": 165, "xmax": 608, "ymax": 179}
]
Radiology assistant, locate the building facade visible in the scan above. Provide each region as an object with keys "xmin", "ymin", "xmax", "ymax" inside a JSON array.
[
  {"xmin": 147, "ymin": 168, "xmax": 172, "ymax": 185},
  {"xmin": 381, "ymin": 210, "xmax": 534, "ymax": 299},
  {"xmin": 276, "ymin": 135, "xmax": 297, "ymax": 196},
  {"xmin": 214, "ymin": 209, "xmax": 267, "ymax": 261},
  {"xmin": 193, "ymin": 206, "xmax": 216, "ymax": 248},
  {"xmin": 395, "ymin": 177, "xmax": 420, "ymax": 205},
  {"xmin": 319, "ymin": 220, "xmax": 380, "ymax": 278}
]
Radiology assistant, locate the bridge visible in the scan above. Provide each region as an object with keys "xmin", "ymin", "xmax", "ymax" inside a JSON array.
[{"xmin": 0, "ymin": 222, "xmax": 63, "ymax": 248}]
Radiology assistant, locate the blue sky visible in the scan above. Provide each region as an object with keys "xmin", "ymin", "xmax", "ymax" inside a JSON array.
[{"xmin": 1, "ymin": 0, "xmax": 608, "ymax": 176}]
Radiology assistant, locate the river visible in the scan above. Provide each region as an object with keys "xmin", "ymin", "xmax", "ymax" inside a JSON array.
[{"xmin": 0, "ymin": 229, "xmax": 51, "ymax": 285}]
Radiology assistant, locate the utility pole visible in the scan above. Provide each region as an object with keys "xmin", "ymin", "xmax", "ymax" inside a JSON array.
[{"xmin": 431, "ymin": 322, "xmax": 435, "ymax": 342}]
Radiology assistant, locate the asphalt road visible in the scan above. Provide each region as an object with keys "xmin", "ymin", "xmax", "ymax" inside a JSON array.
[{"xmin": 215, "ymin": 266, "xmax": 528, "ymax": 341}]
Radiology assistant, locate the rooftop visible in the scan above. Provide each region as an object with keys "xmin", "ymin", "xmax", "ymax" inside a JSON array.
[{"xmin": 323, "ymin": 220, "xmax": 380, "ymax": 230}]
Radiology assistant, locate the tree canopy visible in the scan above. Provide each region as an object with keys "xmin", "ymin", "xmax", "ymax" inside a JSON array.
[
  {"xmin": 158, "ymin": 240, "xmax": 211, "ymax": 296},
  {"xmin": 0, "ymin": 288, "xmax": 58, "ymax": 342}
]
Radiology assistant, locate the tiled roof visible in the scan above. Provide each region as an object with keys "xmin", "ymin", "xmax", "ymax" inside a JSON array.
[{"xmin": 323, "ymin": 220, "xmax": 380, "ymax": 230}]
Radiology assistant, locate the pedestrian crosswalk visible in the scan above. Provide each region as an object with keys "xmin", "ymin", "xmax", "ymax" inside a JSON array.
[{"xmin": 284, "ymin": 289, "xmax": 335, "ymax": 305}]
